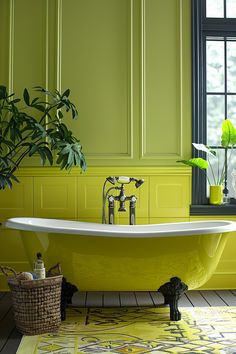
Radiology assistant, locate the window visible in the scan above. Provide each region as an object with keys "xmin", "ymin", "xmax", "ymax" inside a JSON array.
[{"xmin": 191, "ymin": 0, "xmax": 236, "ymax": 215}]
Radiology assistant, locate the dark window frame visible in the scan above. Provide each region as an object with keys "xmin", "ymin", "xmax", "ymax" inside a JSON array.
[{"xmin": 191, "ymin": 0, "xmax": 236, "ymax": 215}]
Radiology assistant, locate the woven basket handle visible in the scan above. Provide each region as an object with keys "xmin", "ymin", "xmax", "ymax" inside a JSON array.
[
  {"xmin": 0, "ymin": 265, "xmax": 18, "ymax": 279},
  {"xmin": 47, "ymin": 263, "xmax": 62, "ymax": 276}
]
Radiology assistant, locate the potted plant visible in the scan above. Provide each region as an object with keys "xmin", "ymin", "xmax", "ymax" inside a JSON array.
[
  {"xmin": 177, "ymin": 119, "xmax": 236, "ymax": 205},
  {"xmin": 0, "ymin": 85, "xmax": 86, "ymax": 189}
]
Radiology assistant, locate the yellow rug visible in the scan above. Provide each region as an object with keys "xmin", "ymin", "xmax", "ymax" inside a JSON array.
[{"xmin": 16, "ymin": 306, "xmax": 236, "ymax": 354}]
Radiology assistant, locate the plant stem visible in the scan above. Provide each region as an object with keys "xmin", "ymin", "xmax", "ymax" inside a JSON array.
[
  {"xmin": 219, "ymin": 148, "xmax": 227, "ymax": 185},
  {"xmin": 205, "ymin": 171, "xmax": 212, "ymax": 185},
  {"xmin": 208, "ymin": 158, "xmax": 217, "ymax": 185},
  {"xmin": 38, "ymin": 103, "xmax": 59, "ymax": 125},
  {"xmin": 8, "ymin": 149, "xmax": 29, "ymax": 176}
]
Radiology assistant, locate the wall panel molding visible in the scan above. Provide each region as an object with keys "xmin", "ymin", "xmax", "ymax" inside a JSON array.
[
  {"xmin": 150, "ymin": 175, "xmax": 191, "ymax": 217},
  {"xmin": 140, "ymin": 0, "xmax": 186, "ymax": 161},
  {"xmin": 8, "ymin": 0, "xmax": 14, "ymax": 91},
  {"xmin": 0, "ymin": 0, "xmax": 15, "ymax": 89},
  {"xmin": 11, "ymin": 0, "xmax": 49, "ymax": 92},
  {"xmin": 2, "ymin": 0, "xmax": 58, "ymax": 93},
  {"xmin": 56, "ymin": 0, "xmax": 62, "ymax": 91},
  {"xmin": 34, "ymin": 176, "xmax": 77, "ymax": 218},
  {"xmin": 15, "ymin": 166, "xmax": 192, "ymax": 177},
  {"xmin": 0, "ymin": 177, "xmax": 33, "ymax": 218},
  {"xmin": 44, "ymin": 0, "xmax": 49, "ymax": 89},
  {"xmin": 60, "ymin": 0, "xmax": 134, "ymax": 161},
  {"xmin": 87, "ymin": 0, "xmax": 134, "ymax": 160}
]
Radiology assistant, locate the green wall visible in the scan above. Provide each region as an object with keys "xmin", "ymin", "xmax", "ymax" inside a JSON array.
[{"xmin": 0, "ymin": 0, "xmax": 192, "ymax": 166}]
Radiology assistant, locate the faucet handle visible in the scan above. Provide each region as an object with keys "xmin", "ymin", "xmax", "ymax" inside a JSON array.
[{"xmin": 116, "ymin": 176, "xmax": 130, "ymax": 184}]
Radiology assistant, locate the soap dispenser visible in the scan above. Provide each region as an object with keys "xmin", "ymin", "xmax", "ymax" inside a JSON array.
[{"xmin": 34, "ymin": 252, "xmax": 46, "ymax": 279}]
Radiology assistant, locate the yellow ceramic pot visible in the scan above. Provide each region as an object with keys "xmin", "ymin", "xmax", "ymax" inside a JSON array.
[{"xmin": 209, "ymin": 185, "xmax": 223, "ymax": 205}]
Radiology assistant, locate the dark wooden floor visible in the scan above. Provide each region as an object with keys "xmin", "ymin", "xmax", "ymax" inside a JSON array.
[{"xmin": 1, "ymin": 290, "xmax": 236, "ymax": 353}]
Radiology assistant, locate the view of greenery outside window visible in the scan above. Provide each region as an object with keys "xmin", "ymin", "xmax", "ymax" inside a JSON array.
[{"xmin": 191, "ymin": 0, "xmax": 236, "ymax": 214}]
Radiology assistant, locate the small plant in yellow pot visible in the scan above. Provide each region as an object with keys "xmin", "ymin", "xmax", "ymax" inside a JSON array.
[
  {"xmin": 0, "ymin": 85, "xmax": 86, "ymax": 189},
  {"xmin": 178, "ymin": 119, "xmax": 236, "ymax": 205},
  {"xmin": 209, "ymin": 185, "xmax": 223, "ymax": 205}
]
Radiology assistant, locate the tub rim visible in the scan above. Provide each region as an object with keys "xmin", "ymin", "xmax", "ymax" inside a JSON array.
[{"xmin": 4, "ymin": 217, "xmax": 236, "ymax": 238}]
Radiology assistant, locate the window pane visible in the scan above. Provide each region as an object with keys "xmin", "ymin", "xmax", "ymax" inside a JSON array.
[
  {"xmin": 207, "ymin": 95, "xmax": 225, "ymax": 145},
  {"xmin": 206, "ymin": 0, "xmax": 224, "ymax": 17},
  {"xmin": 226, "ymin": 0, "xmax": 236, "ymax": 18},
  {"xmin": 207, "ymin": 149, "xmax": 236, "ymax": 198},
  {"xmin": 227, "ymin": 95, "xmax": 236, "ymax": 122},
  {"xmin": 227, "ymin": 41, "xmax": 236, "ymax": 92},
  {"xmin": 207, "ymin": 40, "xmax": 224, "ymax": 92},
  {"xmin": 230, "ymin": 153, "xmax": 236, "ymax": 198}
]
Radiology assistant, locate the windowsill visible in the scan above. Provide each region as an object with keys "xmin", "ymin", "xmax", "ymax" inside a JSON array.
[{"xmin": 190, "ymin": 204, "xmax": 236, "ymax": 216}]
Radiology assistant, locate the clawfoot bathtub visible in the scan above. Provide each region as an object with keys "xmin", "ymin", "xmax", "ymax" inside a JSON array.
[{"xmin": 5, "ymin": 218, "xmax": 236, "ymax": 320}]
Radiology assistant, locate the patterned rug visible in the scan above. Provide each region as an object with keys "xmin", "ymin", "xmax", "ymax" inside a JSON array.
[{"xmin": 16, "ymin": 306, "xmax": 236, "ymax": 353}]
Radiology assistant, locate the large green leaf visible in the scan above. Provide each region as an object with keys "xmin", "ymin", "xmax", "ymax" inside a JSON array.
[
  {"xmin": 192, "ymin": 143, "xmax": 216, "ymax": 156},
  {"xmin": 43, "ymin": 148, "xmax": 53, "ymax": 166},
  {"xmin": 221, "ymin": 119, "xmax": 236, "ymax": 147},
  {"xmin": 0, "ymin": 86, "xmax": 7, "ymax": 99},
  {"xmin": 177, "ymin": 157, "xmax": 209, "ymax": 169},
  {"xmin": 62, "ymin": 89, "xmax": 70, "ymax": 98},
  {"xmin": 23, "ymin": 88, "xmax": 30, "ymax": 106}
]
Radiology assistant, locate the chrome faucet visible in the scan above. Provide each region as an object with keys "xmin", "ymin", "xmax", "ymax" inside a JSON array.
[
  {"xmin": 117, "ymin": 184, "xmax": 126, "ymax": 212},
  {"xmin": 102, "ymin": 176, "xmax": 144, "ymax": 225}
]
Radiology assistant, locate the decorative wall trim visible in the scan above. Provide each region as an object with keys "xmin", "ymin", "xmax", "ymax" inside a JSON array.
[
  {"xmin": 9, "ymin": 0, "xmax": 49, "ymax": 92},
  {"xmin": 128, "ymin": 0, "xmax": 134, "ymax": 159},
  {"xmin": 44, "ymin": 0, "xmax": 49, "ymax": 90},
  {"xmin": 179, "ymin": 0, "xmax": 184, "ymax": 159},
  {"xmin": 8, "ymin": 0, "xmax": 14, "ymax": 91},
  {"xmin": 140, "ymin": 0, "xmax": 146, "ymax": 159},
  {"xmin": 56, "ymin": 0, "xmax": 62, "ymax": 91},
  {"xmin": 15, "ymin": 166, "xmax": 191, "ymax": 177},
  {"xmin": 84, "ymin": 0, "xmax": 134, "ymax": 160},
  {"xmin": 140, "ymin": 0, "xmax": 184, "ymax": 160}
]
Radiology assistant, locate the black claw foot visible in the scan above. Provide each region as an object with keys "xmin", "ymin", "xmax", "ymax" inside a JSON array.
[
  {"xmin": 158, "ymin": 277, "xmax": 188, "ymax": 321},
  {"xmin": 61, "ymin": 277, "xmax": 78, "ymax": 321}
]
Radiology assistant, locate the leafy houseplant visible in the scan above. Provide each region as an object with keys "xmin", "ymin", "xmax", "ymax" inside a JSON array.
[
  {"xmin": 0, "ymin": 85, "xmax": 86, "ymax": 189},
  {"xmin": 177, "ymin": 119, "xmax": 236, "ymax": 204}
]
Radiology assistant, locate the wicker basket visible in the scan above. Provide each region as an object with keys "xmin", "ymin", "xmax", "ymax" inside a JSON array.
[{"xmin": 0, "ymin": 265, "xmax": 63, "ymax": 335}]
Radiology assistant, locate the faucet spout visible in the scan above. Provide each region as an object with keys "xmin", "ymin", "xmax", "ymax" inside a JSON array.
[
  {"xmin": 117, "ymin": 185, "xmax": 127, "ymax": 212},
  {"xmin": 118, "ymin": 202, "xmax": 126, "ymax": 212}
]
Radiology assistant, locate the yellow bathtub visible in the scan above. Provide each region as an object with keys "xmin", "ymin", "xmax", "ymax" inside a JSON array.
[{"xmin": 5, "ymin": 218, "xmax": 236, "ymax": 291}]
